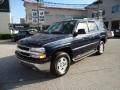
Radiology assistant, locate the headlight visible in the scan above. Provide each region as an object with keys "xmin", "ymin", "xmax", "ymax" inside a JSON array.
[
  {"xmin": 30, "ymin": 47, "xmax": 46, "ymax": 59},
  {"xmin": 30, "ymin": 47, "xmax": 45, "ymax": 53}
]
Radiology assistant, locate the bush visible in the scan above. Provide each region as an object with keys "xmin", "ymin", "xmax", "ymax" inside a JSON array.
[{"xmin": 0, "ymin": 34, "xmax": 11, "ymax": 40}]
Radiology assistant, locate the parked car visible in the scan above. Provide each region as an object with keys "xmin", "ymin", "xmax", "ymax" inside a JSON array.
[
  {"xmin": 15, "ymin": 18, "xmax": 107, "ymax": 77},
  {"xmin": 11, "ymin": 30, "xmax": 32, "ymax": 42},
  {"xmin": 114, "ymin": 29, "xmax": 120, "ymax": 37},
  {"xmin": 107, "ymin": 29, "xmax": 114, "ymax": 38}
]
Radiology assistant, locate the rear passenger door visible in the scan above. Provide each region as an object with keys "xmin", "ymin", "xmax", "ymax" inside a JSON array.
[{"xmin": 87, "ymin": 21, "xmax": 100, "ymax": 50}]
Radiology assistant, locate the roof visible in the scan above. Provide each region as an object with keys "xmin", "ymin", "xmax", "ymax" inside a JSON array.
[
  {"xmin": 85, "ymin": 0, "xmax": 102, "ymax": 9},
  {"xmin": 24, "ymin": 1, "xmax": 87, "ymax": 11},
  {"xmin": 92, "ymin": 0, "xmax": 102, "ymax": 5}
]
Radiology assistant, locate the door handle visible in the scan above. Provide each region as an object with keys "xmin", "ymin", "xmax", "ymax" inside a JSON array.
[
  {"xmin": 89, "ymin": 36, "xmax": 94, "ymax": 39},
  {"xmin": 82, "ymin": 37, "xmax": 89, "ymax": 40}
]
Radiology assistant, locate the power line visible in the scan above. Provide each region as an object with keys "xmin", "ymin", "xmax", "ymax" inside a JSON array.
[{"xmin": 23, "ymin": 0, "xmax": 89, "ymax": 9}]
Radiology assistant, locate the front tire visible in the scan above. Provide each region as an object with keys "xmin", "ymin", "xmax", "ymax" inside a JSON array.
[
  {"xmin": 50, "ymin": 52, "xmax": 71, "ymax": 77},
  {"xmin": 97, "ymin": 41, "xmax": 104, "ymax": 55}
]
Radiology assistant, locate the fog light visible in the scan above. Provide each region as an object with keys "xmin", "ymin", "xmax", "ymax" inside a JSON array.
[{"xmin": 39, "ymin": 53, "xmax": 46, "ymax": 59}]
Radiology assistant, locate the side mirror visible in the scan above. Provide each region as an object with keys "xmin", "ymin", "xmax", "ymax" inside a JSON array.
[
  {"xmin": 78, "ymin": 29, "xmax": 86, "ymax": 34},
  {"xmin": 73, "ymin": 29, "xmax": 86, "ymax": 37}
]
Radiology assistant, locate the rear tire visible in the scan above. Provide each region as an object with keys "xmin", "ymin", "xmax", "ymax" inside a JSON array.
[
  {"xmin": 50, "ymin": 52, "xmax": 71, "ymax": 77},
  {"xmin": 97, "ymin": 41, "xmax": 104, "ymax": 55}
]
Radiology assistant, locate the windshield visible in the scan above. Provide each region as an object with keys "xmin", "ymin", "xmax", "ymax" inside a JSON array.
[{"xmin": 42, "ymin": 20, "xmax": 77, "ymax": 34}]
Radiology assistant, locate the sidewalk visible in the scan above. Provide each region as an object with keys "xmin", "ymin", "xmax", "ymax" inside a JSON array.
[{"xmin": 0, "ymin": 39, "xmax": 16, "ymax": 45}]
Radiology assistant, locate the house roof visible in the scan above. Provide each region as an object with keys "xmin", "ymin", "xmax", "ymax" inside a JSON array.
[{"xmin": 24, "ymin": 1, "xmax": 87, "ymax": 11}]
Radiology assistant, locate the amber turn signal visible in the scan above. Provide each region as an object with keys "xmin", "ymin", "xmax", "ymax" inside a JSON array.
[{"xmin": 39, "ymin": 53, "xmax": 46, "ymax": 59}]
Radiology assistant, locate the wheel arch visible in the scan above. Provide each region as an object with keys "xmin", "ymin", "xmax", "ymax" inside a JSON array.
[
  {"xmin": 100, "ymin": 37, "xmax": 107, "ymax": 43},
  {"xmin": 51, "ymin": 47, "xmax": 73, "ymax": 61}
]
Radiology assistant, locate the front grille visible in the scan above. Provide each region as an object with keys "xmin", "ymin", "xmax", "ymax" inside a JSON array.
[
  {"xmin": 20, "ymin": 52, "xmax": 30, "ymax": 57},
  {"xmin": 18, "ymin": 45, "xmax": 29, "ymax": 51},
  {"xmin": 15, "ymin": 51, "xmax": 49, "ymax": 64}
]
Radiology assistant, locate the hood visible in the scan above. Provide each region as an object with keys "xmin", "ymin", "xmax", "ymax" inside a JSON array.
[{"xmin": 19, "ymin": 33, "xmax": 71, "ymax": 47}]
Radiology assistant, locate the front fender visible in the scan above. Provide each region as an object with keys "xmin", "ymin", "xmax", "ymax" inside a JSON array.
[{"xmin": 44, "ymin": 42, "xmax": 72, "ymax": 56}]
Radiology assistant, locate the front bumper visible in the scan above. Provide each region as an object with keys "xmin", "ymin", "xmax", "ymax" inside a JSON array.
[{"xmin": 15, "ymin": 51, "xmax": 51, "ymax": 71}]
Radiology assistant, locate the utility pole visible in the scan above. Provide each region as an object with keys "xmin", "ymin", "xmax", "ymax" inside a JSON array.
[
  {"xmin": 36, "ymin": 0, "xmax": 40, "ymax": 31},
  {"xmin": 97, "ymin": 0, "xmax": 100, "ymax": 19},
  {"xmin": 36, "ymin": 0, "xmax": 44, "ymax": 32},
  {"xmin": 97, "ymin": 0, "xmax": 103, "ymax": 19}
]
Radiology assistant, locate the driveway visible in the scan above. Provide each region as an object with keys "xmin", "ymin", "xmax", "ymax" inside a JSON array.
[{"xmin": 0, "ymin": 39, "xmax": 120, "ymax": 90}]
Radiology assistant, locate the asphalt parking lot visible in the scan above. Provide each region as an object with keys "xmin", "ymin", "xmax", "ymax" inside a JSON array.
[{"xmin": 0, "ymin": 39, "xmax": 120, "ymax": 90}]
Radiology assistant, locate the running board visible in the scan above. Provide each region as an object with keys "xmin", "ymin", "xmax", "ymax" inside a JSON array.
[{"xmin": 72, "ymin": 49, "xmax": 97, "ymax": 62}]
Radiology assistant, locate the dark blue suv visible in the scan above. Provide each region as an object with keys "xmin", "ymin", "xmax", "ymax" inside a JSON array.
[{"xmin": 15, "ymin": 18, "xmax": 107, "ymax": 77}]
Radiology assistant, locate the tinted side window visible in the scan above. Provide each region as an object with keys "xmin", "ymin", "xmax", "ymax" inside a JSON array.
[
  {"xmin": 76, "ymin": 22, "xmax": 89, "ymax": 33},
  {"xmin": 88, "ymin": 21, "xmax": 98, "ymax": 32}
]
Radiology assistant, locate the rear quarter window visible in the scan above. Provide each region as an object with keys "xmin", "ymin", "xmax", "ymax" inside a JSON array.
[{"xmin": 95, "ymin": 20, "xmax": 106, "ymax": 31}]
